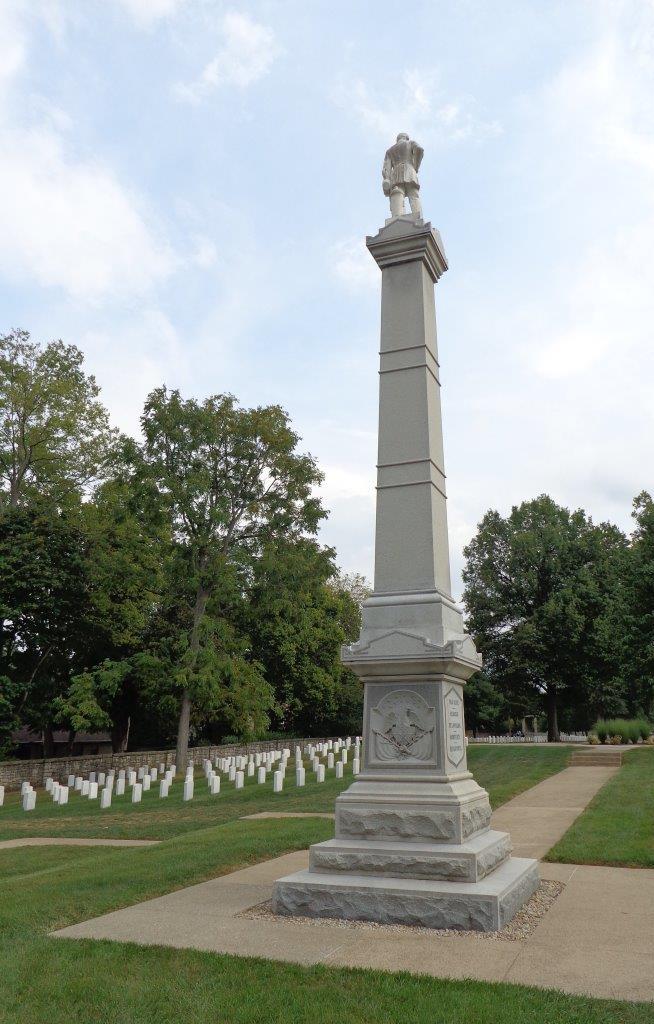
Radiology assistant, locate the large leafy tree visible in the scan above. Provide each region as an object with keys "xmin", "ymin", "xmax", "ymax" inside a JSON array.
[
  {"xmin": 140, "ymin": 387, "xmax": 325, "ymax": 769},
  {"xmin": 0, "ymin": 505, "xmax": 90, "ymax": 754},
  {"xmin": 243, "ymin": 540, "xmax": 364, "ymax": 735},
  {"xmin": 54, "ymin": 460, "xmax": 170, "ymax": 752},
  {"xmin": 618, "ymin": 492, "xmax": 654, "ymax": 718},
  {"xmin": 0, "ymin": 330, "xmax": 116, "ymax": 509},
  {"xmin": 463, "ymin": 495, "xmax": 627, "ymax": 740}
]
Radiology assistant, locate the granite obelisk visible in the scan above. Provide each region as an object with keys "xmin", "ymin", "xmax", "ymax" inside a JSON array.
[{"xmin": 273, "ymin": 137, "xmax": 539, "ymax": 931}]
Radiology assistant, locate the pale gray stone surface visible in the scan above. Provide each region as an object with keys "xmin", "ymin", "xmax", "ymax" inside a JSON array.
[
  {"xmin": 272, "ymin": 158, "xmax": 538, "ymax": 932},
  {"xmin": 273, "ymin": 858, "xmax": 539, "ymax": 933},
  {"xmin": 310, "ymin": 830, "xmax": 512, "ymax": 883}
]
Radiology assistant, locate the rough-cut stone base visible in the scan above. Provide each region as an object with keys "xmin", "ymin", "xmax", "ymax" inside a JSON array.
[
  {"xmin": 272, "ymin": 856, "xmax": 539, "ymax": 933},
  {"xmin": 310, "ymin": 829, "xmax": 512, "ymax": 883},
  {"xmin": 335, "ymin": 778, "xmax": 492, "ymax": 845}
]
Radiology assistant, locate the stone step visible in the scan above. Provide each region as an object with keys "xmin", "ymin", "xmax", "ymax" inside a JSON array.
[
  {"xmin": 570, "ymin": 751, "xmax": 622, "ymax": 766},
  {"xmin": 310, "ymin": 830, "xmax": 511, "ymax": 884},
  {"xmin": 273, "ymin": 856, "xmax": 540, "ymax": 933}
]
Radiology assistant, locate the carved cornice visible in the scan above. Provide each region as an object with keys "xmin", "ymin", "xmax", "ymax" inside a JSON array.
[{"xmin": 366, "ymin": 219, "xmax": 448, "ymax": 282}]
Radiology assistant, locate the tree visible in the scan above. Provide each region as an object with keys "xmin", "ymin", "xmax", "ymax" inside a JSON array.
[
  {"xmin": 0, "ymin": 330, "xmax": 116, "ymax": 509},
  {"xmin": 463, "ymin": 673, "xmax": 509, "ymax": 737},
  {"xmin": 0, "ymin": 504, "xmax": 91, "ymax": 753},
  {"xmin": 463, "ymin": 495, "xmax": 627, "ymax": 741},
  {"xmin": 243, "ymin": 540, "xmax": 364, "ymax": 735},
  {"xmin": 140, "ymin": 388, "xmax": 325, "ymax": 770},
  {"xmin": 618, "ymin": 492, "xmax": 654, "ymax": 718}
]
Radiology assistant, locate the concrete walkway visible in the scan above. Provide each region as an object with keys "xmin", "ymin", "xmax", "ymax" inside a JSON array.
[
  {"xmin": 492, "ymin": 765, "xmax": 616, "ymax": 859},
  {"xmin": 0, "ymin": 837, "xmax": 159, "ymax": 850},
  {"xmin": 51, "ymin": 763, "xmax": 654, "ymax": 1002}
]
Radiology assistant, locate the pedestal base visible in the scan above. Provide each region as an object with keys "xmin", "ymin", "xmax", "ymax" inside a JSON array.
[
  {"xmin": 273, "ymin": 856, "xmax": 539, "ymax": 933},
  {"xmin": 310, "ymin": 829, "xmax": 512, "ymax": 883}
]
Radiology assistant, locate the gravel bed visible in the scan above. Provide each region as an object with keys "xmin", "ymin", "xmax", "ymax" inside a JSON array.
[{"xmin": 240, "ymin": 880, "xmax": 563, "ymax": 941}]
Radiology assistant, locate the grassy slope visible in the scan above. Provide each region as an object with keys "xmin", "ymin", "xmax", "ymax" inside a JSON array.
[
  {"xmin": 546, "ymin": 746, "xmax": 654, "ymax": 868},
  {"xmin": 1, "ymin": 813, "xmax": 651, "ymax": 1024},
  {"xmin": 0, "ymin": 745, "xmax": 572, "ymax": 841}
]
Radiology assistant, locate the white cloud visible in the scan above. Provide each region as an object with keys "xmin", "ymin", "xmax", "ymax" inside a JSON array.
[
  {"xmin": 174, "ymin": 12, "xmax": 280, "ymax": 102},
  {"xmin": 113, "ymin": 0, "xmax": 186, "ymax": 28},
  {"xmin": 80, "ymin": 309, "xmax": 190, "ymax": 436},
  {"xmin": 0, "ymin": 126, "xmax": 175, "ymax": 301},
  {"xmin": 330, "ymin": 237, "xmax": 378, "ymax": 293},
  {"xmin": 0, "ymin": 3, "xmax": 26, "ymax": 91},
  {"xmin": 334, "ymin": 69, "xmax": 501, "ymax": 145}
]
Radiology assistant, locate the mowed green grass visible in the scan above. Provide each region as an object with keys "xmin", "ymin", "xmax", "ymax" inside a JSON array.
[
  {"xmin": 546, "ymin": 746, "xmax": 654, "ymax": 868},
  {"xmin": 1, "ymin": 770, "xmax": 651, "ymax": 1024},
  {"xmin": 0, "ymin": 745, "xmax": 572, "ymax": 841}
]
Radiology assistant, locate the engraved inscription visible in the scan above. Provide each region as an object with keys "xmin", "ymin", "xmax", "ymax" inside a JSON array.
[
  {"xmin": 371, "ymin": 689, "xmax": 435, "ymax": 762},
  {"xmin": 445, "ymin": 686, "xmax": 465, "ymax": 767}
]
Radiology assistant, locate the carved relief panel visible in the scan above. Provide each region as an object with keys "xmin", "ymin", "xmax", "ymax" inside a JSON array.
[{"xmin": 369, "ymin": 688, "xmax": 437, "ymax": 766}]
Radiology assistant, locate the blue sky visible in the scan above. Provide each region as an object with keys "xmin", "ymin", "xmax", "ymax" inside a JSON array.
[{"xmin": 1, "ymin": 0, "xmax": 653, "ymax": 596}]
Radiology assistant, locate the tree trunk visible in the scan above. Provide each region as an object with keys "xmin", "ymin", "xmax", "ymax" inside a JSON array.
[
  {"xmin": 546, "ymin": 687, "xmax": 560, "ymax": 742},
  {"xmin": 42, "ymin": 724, "xmax": 55, "ymax": 758},
  {"xmin": 67, "ymin": 729, "xmax": 76, "ymax": 754},
  {"xmin": 111, "ymin": 714, "xmax": 131, "ymax": 753},
  {"xmin": 175, "ymin": 582, "xmax": 209, "ymax": 772},
  {"xmin": 176, "ymin": 689, "xmax": 192, "ymax": 772}
]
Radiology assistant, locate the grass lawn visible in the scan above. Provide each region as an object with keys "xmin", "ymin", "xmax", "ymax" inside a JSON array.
[
  {"xmin": 1, "ymin": 807, "xmax": 652, "ymax": 1022},
  {"xmin": 546, "ymin": 746, "xmax": 654, "ymax": 868}
]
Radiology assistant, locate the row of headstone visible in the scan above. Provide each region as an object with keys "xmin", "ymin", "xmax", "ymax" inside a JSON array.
[{"xmin": 6, "ymin": 738, "xmax": 362, "ymax": 811}]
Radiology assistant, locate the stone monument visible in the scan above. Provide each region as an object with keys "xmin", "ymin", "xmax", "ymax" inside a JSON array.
[{"xmin": 273, "ymin": 135, "xmax": 539, "ymax": 931}]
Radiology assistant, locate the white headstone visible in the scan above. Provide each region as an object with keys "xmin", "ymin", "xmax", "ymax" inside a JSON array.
[
  {"xmin": 45, "ymin": 777, "xmax": 53, "ymax": 792},
  {"xmin": 352, "ymin": 757, "xmax": 360, "ymax": 776},
  {"xmin": 89, "ymin": 772, "xmax": 96, "ymax": 784},
  {"xmin": 75, "ymin": 776, "xmax": 83, "ymax": 791},
  {"xmin": 142, "ymin": 774, "xmax": 151, "ymax": 792},
  {"xmin": 210, "ymin": 775, "xmax": 220, "ymax": 795},
  {"xmin": 0, "ymin": 785, "xmax": 4, "ymax": 806},
  {"xmin": 115, "ymin": 777, "xmax": 125, "ymax": 796},
  {"xmin": 257, "ymin": 766, "xmax": 266, "ymax": 784},
  {"xmin": 58, "ymin": 785, "xmax": 69, "ymax": 805},
  {"xmin": 327, "ymin": 753, "xmax": 334, "ymax": 769},
  {"xmin": 335, "ymin": 761, "xmax": 343, "ymax": 779},
  {"xmin": 247, "ymin": 761, "xmax": 254, "ymax": 777},
  {"xmin": 67, "ymin": 774, "xmax": 75, "ymax": 787},
  {"xmin": 100, "ymin": 787, "xmax": 112, "ymax": 809},
  {"xmin": 159, "ymin": 780, "xmax": 169, "ymax": 798},
  {"xmin": 317, "ymin": 764, "xmax": 325, "ymax": 783},
  {"xmin": 98, "ymin": 772, "xmax": 106, "ymax": 787},
  {"xmin": 132, "ymin": 782, "xmax": 142, "ymax": 803},
  {"xmin": 23, "ymin": 790, "xmax": 36, "ymax": 811},
  {"xmin": 273, "ymin": 770, "xmax": 283, "ymax": 793},
  {"xmin": 296, "ymin": 767, "xmax": 305, "ymax": 787},
  {"xmin": 183, "ymin": 778, "xmax": 194, "ymax": 801},
  {"xmin": 81, "ymin": 780, "xmax": 90, "ymax": 796},
  {"xmin": 235, "ymin": 770, "xmax": 244, "ymax": 789},
  {"xmin": 88, "ymin": 781, "xmax": 98, "ymax": 799}
]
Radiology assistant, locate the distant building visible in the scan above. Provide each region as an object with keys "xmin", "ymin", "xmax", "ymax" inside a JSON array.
[{"xmin": 11, "ymin": 728, "xmax": 113, "ymax": 760}]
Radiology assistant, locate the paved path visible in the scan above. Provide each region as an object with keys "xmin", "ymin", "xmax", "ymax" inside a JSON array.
[
  {"xmin": 492, "ymin": 765, "xmax": 617, "ymax": 859},
  {"xmin": 0, "ymin": 837, "xmax": 159, "ymax": 850},
  {"xmin": 51, "ymin": 763, "xmax": 653, "ymax": 1002}
]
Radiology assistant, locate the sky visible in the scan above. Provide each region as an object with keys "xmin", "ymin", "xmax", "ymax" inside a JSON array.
[{"xmin": 1, "ymin": 0, "xmax": 653, "ymax": 597}]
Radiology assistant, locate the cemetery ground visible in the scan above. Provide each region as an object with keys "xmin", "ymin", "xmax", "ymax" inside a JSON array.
[
  {"xmin": 1, "ymin": 746, "xmax": 653, "ymax": 1023},
  {"xmin": 0, "ymin": 745, "xmax": 571, "ymax": 842}
]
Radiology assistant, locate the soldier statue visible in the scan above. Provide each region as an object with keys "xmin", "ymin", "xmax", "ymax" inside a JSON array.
[{"xmin": 382, "ymin": 133, "xmax": 424, "ymax": 219}]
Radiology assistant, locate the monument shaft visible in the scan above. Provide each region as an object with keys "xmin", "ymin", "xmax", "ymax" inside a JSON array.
[{"xmin": 273, "ymin": 163, "xmax": 538, "ymax": 930}]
